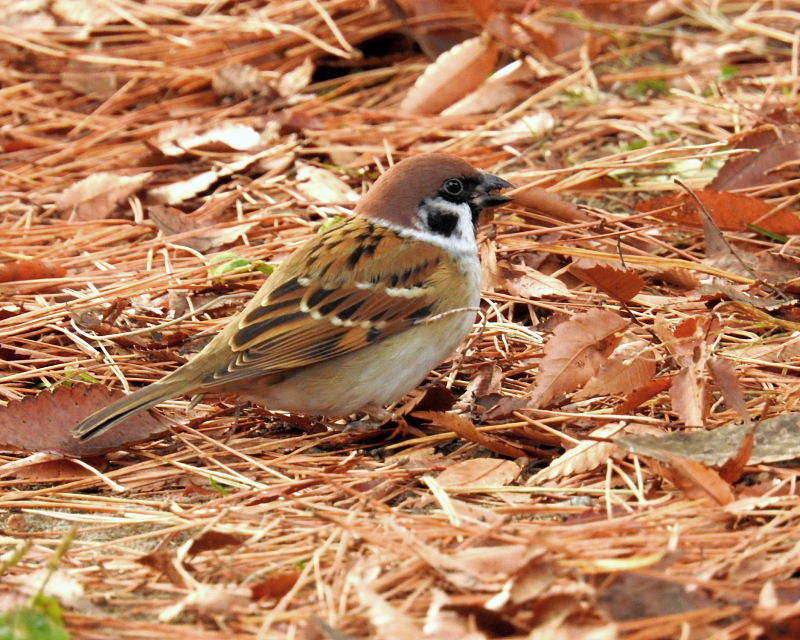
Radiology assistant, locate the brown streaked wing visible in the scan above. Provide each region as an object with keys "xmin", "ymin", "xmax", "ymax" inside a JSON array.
[{"xmin": 202, "ymin": 218, "xmax": 447, "ymax": 385}]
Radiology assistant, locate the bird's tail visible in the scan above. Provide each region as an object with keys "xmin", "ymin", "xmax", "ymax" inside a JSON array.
[{"xmin": 71, "ymin": 380, "xmax": 186, "ymax": 442}]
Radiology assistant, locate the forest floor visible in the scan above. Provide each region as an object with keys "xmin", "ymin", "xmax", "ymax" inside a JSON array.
[{"xmin": 2, "ymin": 1, "xmax": 800, "ymax": 638}]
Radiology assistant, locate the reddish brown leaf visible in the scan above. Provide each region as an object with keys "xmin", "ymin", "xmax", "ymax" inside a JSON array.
[
  {"xmin": 0, "ymin": 259, "xmax": 66, "ymax": 283},
  {"xmin": 619, "ymin": 376, "xmax": 673, "ymax": 414},
  {"xmin": 138, "ymin": 551, "xmax": 185, "ymax": 587},
  {"xmin": 188, "ymin": 530, "xmax": 248, "ymax": 556},
  {"xmin": 148, "ymin": 205, "xmax": 255, "ymax": 252},
  {"xmin": 399, "ymin": 34, "xmax": 498, "ymax": 115},
  {"xmin": 0, "ymin": 384, "xmax": 168, "ymax": 457},
  {"xmin": 719, "ymin": 425, "xmax": 757, "ymax": 484},
  {"xmin": 250, "ymin": 571, "xmax": 301, "ymax": 601},
  {"xmin": 574, "ymin": 339, "xmax": 656, "ymax": 400},
  {"xmin": 414, "ymin": 410, "xmax": 526, "ymax": 458},
  {"xmin": 670, "ymin": 365, "xmax": 706, "ymax": 427},
  {"xmin": 659, "ymin": 455, "xmax": 735, "ymax": 506},
  {"xmin": 527, "ymin": 309, "xmax": 629, "ymax": 408},
  {"xmin": 398, "ymin": 384, "xmax": 457, "ymax": 416},
  {"xmin": 569, "ymin": 258, "xmax": 647, "ymax": 303},
  {"xmin": 708, "ymin": 356, "xmax": 750, "ymax": 424},
  {"xmin": 435, "ymin": 458, "xmax": 520, "ymax": 488},
  {"xmin": 711, "ymin": 126, "xmax": 800, "ymax": 191},
  {"xmin": 638, "ymin": 189, "xmax": 800, "ymax": 236},
  {"xmin": 511, "ymin": 185, "xmax": 591, "ymax": 222}
]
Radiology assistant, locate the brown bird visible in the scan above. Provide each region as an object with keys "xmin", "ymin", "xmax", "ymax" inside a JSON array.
[{"xmin": 72, "ymin": 154, "xmax": 513, "ymax": 441}]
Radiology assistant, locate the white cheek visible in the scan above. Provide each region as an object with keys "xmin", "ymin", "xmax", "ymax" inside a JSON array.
[{"xmin": 410, "ymin": 199, "xmax": 478, "ymax": 256}]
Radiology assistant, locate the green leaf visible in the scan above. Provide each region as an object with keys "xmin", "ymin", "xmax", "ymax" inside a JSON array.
[
  {"xmin": 209, "ymin": 477, "xmax": 231, "ymax": 496},
  {"xmin": 252, "ymin": 261, "xmax": 274, "ymax": 276},
  {"xmin": 747, "ymin": 223, "xmax": 788, "ymax": 243},
  {"xmin": 720, "ymin": 65, "xmax": 738, "ymax": 81},
  {"xmin": 0, "ymin": 600, "xmax": 70, "ymax": 640}
]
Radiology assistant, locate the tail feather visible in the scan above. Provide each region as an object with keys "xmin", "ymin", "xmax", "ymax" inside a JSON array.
[{"xmin": 72, "ymin": 381, "xmax": 184, "ymax": 441}]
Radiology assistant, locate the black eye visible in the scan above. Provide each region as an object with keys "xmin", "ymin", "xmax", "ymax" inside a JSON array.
[{"xmin": 443, "ymin": 178, "xmax": 463, "ymax": 196}]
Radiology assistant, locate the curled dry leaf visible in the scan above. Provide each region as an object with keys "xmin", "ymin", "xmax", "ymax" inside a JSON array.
[
  {"xmin": 574, "ymin": 339, "xmax": 656, "ymax": 400},
  {"xmin": 277, "ymin": 57, "xmax": 315, "ymax": 98},
  {"xmin": 436, "ymin": 458, "xmax": 520, "ymax": 489},
  {"xmin": 489, "ymin": 112, "xmax": 555, "ymax": 146},
  {"xmin": 442, "ymin": 59, "xmax": 532, "ymax": 116},
  {"xmin": 638, "ymin": 188, "xmax": 800, "ymax": 236},
  {"xmin": 655, "ymin": 455, "xmax": 735, "ymax": 506},
  {"xmin": 400, "ymin": 34, "xmax": 498, "ymax": 115},
  {"xmin": 250, "ymin": 571, "xmax": 301, "ymax": 601},
  {"xmin": 51, "ymin": 0, "xmax": 118, "ymax": 25},
  {"xmin": 569, "ymin": 258, "xmax": 647, "ymax": 303},
  {"xmin": 414, "ymin": 411, "xmax": 526, "ymax": 457},
  {"xmin": 153, "ymin": 122, "xmax": 262, "ymax": 157},
  {"xmin": 500, "ymin": 261, "xmax": 571, "ymax": 298},
  {"xmin": 711, "ymin": 126, "xmax": 800, "ymax": 191},
  {"xmin": 526, "ymin": 309, "xmax": 629, "ymax": 409},
  {"xmin": 295, "ymin": 163, "xmax": 359, "ymax": 204},
  {"xmin": 707, "ymin": 356, "xmax": 750, "ymax": 424},
  {"xmin": 0, "ymin": 384, "xmax": 168, "ymax": 457},
  {"xmin": 57, "ymin": 172, "xmax": 152, "ymax": 221},
  {"xmin": 0, "ymin": 259, "xmax": 65, "ymax": 283},
  {"xmin": 212, "ymin": 64, "xmax": 271, "ymax": 98},
  {"xmin": 510, "ymin": 184, "xmax": 590, "ymax": 223},
  {"xmin": 148, "ymin": 205, "xmax": 256, "ymax": 252},
  {"xmin": 355, "ymin": 573, "xmax": 423, "ymax": 640}
]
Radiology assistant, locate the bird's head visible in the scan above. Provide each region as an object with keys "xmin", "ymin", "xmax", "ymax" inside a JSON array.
[{"xmin": 355, "ymin": 154, "xmax": 513, "ymax": 249}]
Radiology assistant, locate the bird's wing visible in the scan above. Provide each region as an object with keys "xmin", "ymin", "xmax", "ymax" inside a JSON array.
[{"xmin": 201, "ymin": 218, "xmax": 457, "ymax": 385}]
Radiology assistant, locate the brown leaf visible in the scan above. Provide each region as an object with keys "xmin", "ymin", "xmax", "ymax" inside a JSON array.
[
  {"xmin": 398, "ymin": 384, "xmax": 457, "ymax": 416},
  {"xmin": 137, "ymin": 551, "xmax": 185, "ymax": 587},
  {"xmin": 188, "ymin": 530, "xmax": 248, "ymax": 556},
  {"xmin": 669, "ymin": 364, "xmax": 706, "ymax": 427},
  {"xmin": 707, "ymin": 356, "xmax": 750, "ymax": 424},
  {"xmin": 638, "ymin": 189, "xmax": 800, "ymax": 236},
  {"xmin": 712, "ymin": 126, "xmax": 800, "ymax": 191},
  {"xmin": 0, "ymin": 259, "xmax": 65, "ymax": 283},
  {"xmin": 660, "ymin": 455, "xmax": 735, "ymax": 505},
  {"xmin": 569, "ymin": 259, "xmax": 646, "ymax": 303},
  {"xmin": 442, "ymin": 59, "xmax": 532, "ymax": 116},
  {"xmin": 0, "ymin": 384, "xmax": 168, "ymax": 457},
  {"xmin": 509, "ymin": 184, "xmax": 590, "ymax": 223},
  {"xmin": 415, "ymin": 411, "xmax": 526, "ymax": 458},
  {"xmin": 61, "ymin": 61, "xmax": 117, "ymax": 99},
  {"xmin": 435, "ymin": 458, "xmax": 520, "ymax": 488},
  {"xmin": 619, "ymin": 376, "xmax": 673, "ymax": 413},
  {"xmin": 250, "ymin": 571, "xmax": 301, "ymax": 601},
  {"xmin": 600, "ymin": 573, "xmax": 714, "ymax": 621},
  {"xmin": 148, "ymin": 205, "xmax": 255, "ymax": 252},
  {"xmin": 574, "ymin": 339, "xmax": 656, "ymax": 400},
  {"xmin": 500, "ymin": 261, "xmax": 571, "ymax": 298},
  {"xmin": 295, "ymin": 163, "xmax": 359, "ymax": 204},
  {"xmin": 57, "ymin": 172, "xmax": 152, "ymax": 221},
  {"xmin": 719, "ymin": 424, "xmax": 757, "ymax": 484},
  {"xmin": 527, "ymin": 309, "xmax": 629, "ymax": 408},
  {"xmin": 400, "ymin": 34, "xmax": 498, "ymax": 115}
]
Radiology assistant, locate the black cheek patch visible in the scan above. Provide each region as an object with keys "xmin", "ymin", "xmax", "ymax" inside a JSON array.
[{"xmin": 427, "ymin": 210, "xmax": 459, "ymax": 237}]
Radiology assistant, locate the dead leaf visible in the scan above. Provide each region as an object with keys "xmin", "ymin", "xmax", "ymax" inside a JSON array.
[
  {"xmin": 707, "ymin": 356, "xmax": 750, "ymax": 424},
  {"xmin": 569, "ymin": 259, "xmax": 647, "ymax": 303},
  {"xmin": 0, "ymin": 384, "xmax": 167, "ymax": 457},
  {"xmin": 0, "ymin": 259, "xmax": 65, "ymax": 283},
  {"xmin": 415, "ymin": 411, "xmax": 526, "ymax": 458},
  {"xmin": 212, "ymin": 64, "xmax": 270, "ymax": 98},
  {"xmin": 527, "ymin": 309, "xmax": 629, "ymax": 408},
  {"xmin": 400, "ymin": 34, "xmax": 498, "ymax": 115},
  {"xmin": 599, "ymin": 573, "xmax": 714, "ymax": 621},
  {"xmin": 277, "ymin": 57, "xmax": 315, "ymax": 98},
  {"xmin": 712, "ymin": 126, "xmax": 800, "ymax": 191},
  {"xmin": 670, "ymin": 365, "xmax": 706, "ymax": 427},
  {"xmin": 148, "ymin": 205, "xmax": 255, "ymax": 252},
  {"xmin": 61, "ymin": 61, "xmax": 117, "ymax": 99},
  {"xmin": 398, "ymin": 385, "xmax": 457, "ymax": 416},
  {"xmin": 442, "ymin": 59, "xmax": 532, "ymax": 116},
  {"xmin": 489, "ymin": 112, "xmax": 556, "ymax": 146},
  {"xmin": 436, "ymin": 458, "xmax": 520, "ymax": 488},
  {"xmin": 501, "ymin": 261, "xmax": 571, "ymax": 298},
  {"xmin": 511, "ymin": 184, "xmax": 590, "ymax": 223},
  {"xmin": 188, "ymin": 530, "xmax": 248, "ymax": 556},
  {"xmin": 616, "ymin": 412, "xmax": 800, "ymax": 466},
  {"xmin": 51, "ymin": 0, "xmax": 118, "ymax": 25},
  {"xmin": 250, "ymin": 571, "xmax": 301, "ymax": 601},
  {"xmin": 574, "ymin": 339, "xmax": 656, "ymax": 400},
  {"xmin": 57, "ymin": 172, "xmax": 152, "ymax": 221},
  {"xmin": 138, "ymin": 551, "xmax": 186, "ymax": 587},
  {"xmin": 719, "ymin": 422, "xmax": 757, "ymax": 484},
  {"xmin": 638, "ymin": 189, "xmax": 800, "ymax": 236},
  {"xmin": 152, "ymin": 122, "xmax": 262, "ymax": 157},
  {"xmin": 658, "ymin": 455, "xmax": 735, "ymax": 505},
  {"xmin": 295, "ymin": 163, "xmax": 359, "ymax": 204},
  {"xmin": 619, "ymin": 376, "xmax": 673, "ymax": 413},
  {"xmin": 355, "ymin": 572, "xmax": 423, "ymax": 640}
]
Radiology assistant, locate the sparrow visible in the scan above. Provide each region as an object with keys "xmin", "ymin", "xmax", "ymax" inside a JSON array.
[{"xmin": 72, "ymin": 153, "xmax": 513, "ymax": 441}]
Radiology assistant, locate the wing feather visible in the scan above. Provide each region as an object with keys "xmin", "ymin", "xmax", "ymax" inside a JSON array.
[{"xmin": 201, "ymin": 218, "xmax": 452, "ymax": 385}]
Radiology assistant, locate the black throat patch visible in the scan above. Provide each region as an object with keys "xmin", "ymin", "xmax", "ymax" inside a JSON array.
[{"xmin": 423, "ymin": 200, "xmax": 460, "ymax": 237}]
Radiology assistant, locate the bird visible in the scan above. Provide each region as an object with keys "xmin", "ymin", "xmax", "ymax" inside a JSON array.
[{"xmin": 72, "ymin": 153, "xmax": 513, "ymax": 441}]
